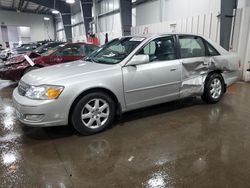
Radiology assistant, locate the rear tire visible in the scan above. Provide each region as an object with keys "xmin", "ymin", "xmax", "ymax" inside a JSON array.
[
  {"xmin": 202, "ymin": 73, "xmax": 225, "ymax": 104},
  {"xmin": 71, "ymin": 92, "xmax": 116, "ymax": 135}
]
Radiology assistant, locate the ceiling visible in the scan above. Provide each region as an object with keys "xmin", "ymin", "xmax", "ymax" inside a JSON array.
[{"xmin": 0, "ymin": 0, "xmax": 53, "ymax": 14}]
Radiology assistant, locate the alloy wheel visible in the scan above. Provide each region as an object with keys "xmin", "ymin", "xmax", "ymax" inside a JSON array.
[
  {"xmin": 81, "ymin": 98, "xmax": 110, "ymax": 129},
  {"xmin": 210, "ymin": 78, "xmax": 222, "ymax": 99}
]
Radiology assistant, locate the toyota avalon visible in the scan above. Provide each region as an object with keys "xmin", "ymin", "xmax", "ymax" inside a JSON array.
[{"xmin": 12, "ymin": 34, "xmax": 240, "ymax": 135}]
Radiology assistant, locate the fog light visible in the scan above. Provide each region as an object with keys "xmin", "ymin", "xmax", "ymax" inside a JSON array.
[{"xmin": 24, "ymin": 114, "xmax": 44, "ymax": 121}]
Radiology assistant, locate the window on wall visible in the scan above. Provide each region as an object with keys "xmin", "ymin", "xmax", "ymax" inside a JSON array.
[
  {"xmin": 179, "ymin": 36, "xmax": 206, "ymax": 58},
  {"xmin": 138, "ymin": 36, "xmax": 176, "ymax": 62}
]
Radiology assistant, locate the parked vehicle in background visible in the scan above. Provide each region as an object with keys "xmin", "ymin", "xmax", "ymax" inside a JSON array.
[
  {"xmin": 0, "ymin": 48, "xmax": 12, "ymax": 60},
  {"xmin": 4, "ymin": 42, "xmax": 65, "ymax": 64},
  {"xmin": 33, "ymin": 42, "xmax": 65, "ymax": 54},
  {"xmin": 12, "ymin": 33, "xmax": 241, "ymax": 135},
  {"xmin": 11, "ymin": 43, "xmax": 38, "ymax": 55},
  {"xmin": 0, "ymin": 42, "xmax": 98, "ymax": 80}
]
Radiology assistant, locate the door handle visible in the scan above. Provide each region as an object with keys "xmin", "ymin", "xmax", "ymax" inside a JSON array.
[{"xmin": 170, "ymin": 68, "xmax": 177, "ymax": 71}]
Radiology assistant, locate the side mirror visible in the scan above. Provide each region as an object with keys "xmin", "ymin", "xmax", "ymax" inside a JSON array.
[{"xmin": 127, "ymin": 54, "xmax": 149, "ymax": 66}]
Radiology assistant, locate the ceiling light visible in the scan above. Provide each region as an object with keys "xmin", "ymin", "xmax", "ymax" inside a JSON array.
[
  {"xmin": 66, "ymin": 0, "xmax": 75, "ymax": 4},
  {"xmin": 52, "ymin": 10, "xmax": 59, "ymax": 14},
  {"xmin": 44, "ymin": 17, "xmax": 50, "ymax": 21}
]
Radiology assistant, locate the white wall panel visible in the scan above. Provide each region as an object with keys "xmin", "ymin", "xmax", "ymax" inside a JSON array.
[
  {"xmin": 98, "ymin": 12, "xmax": 121, "ymax": 33},
  {"xmin": 198, "ymin": 15, "xmax": 205, "ymax": 35},
  {"xmin": 131, "ymin": 12, "xmax": 221, "ymax": 45},
  {"xmin": 136, "ymin": 0, "xmax": 220, "ymax": 26},
  {"xmin": 136, "ymin": 0, "xmax": 160, "ymax": 26}
]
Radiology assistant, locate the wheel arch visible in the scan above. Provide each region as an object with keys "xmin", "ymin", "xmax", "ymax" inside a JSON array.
[
  {"xmin": 68, "ymin": 87, "xmax": 122, "ymax": 124},
  {"xmin": 206, "ymin": 70, "xmax": 227, "ymax": 92}
]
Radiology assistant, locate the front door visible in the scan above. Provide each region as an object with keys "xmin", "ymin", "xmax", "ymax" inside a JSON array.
[{"xmin": 122, "ymin": 36, "xmax": 181, "ymax": 110}]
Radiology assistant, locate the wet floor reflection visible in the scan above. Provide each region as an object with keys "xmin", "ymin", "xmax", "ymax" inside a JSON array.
[{"xmin": 1, "ymin": 82, "xmax": 250, "ymax": 187}]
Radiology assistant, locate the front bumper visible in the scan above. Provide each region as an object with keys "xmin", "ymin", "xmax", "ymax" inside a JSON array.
[{"xmin": 12, "ymin": 88, "xmax": 68, "ymax": 127}]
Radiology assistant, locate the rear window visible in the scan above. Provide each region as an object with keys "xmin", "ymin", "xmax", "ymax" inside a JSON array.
[{"xmin": 179, "ymin": 36, "xmax": 206, "ymax": 58}]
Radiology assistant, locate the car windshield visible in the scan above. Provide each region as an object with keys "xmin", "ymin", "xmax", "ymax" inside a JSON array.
[
  {"xmin": 41, "ymin": 44, "xmax": 66, "ymax": 56},
  {"xmin": 34, "ymin": 43, "xmax": 63, "ymax": 54},
  {"xmin": 89, "ymin": 37, "xmax": 145, "ymax": 64},
  {"xmin": 34, "ymin": 43, "xmax": 49, "ymax": 54}
]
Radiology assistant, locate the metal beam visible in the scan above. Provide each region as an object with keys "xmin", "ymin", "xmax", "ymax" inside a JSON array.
[
  {"xmin": 23, "ymin": 1, "xmax": 29, "ymax": 10},
  {"xmin": 12, "ymin": 0, "xmax": 16, "ymax": 9},
  {"xmin": 61, "ymin": 14, "xmax": 73, "ymax": 41},
  {"xmin": 98, "ymin": 9, "xmax": 120, "ymax": 18},
  {"xmin": 132, "ymin": 0, "xmax": 157, "ymax": 7},
  {"xmin": 18, "ymin": 0, "xmax": 25, "ymax": 10},
  {"xmin": 35, "ymin": 5, "xmax": 41, "ymax": 13},
  {"xmin": 0, "ymin": 6, "xmax": 49, "ymax": 15},
  {"xmin": 39, "ymin": 6, "xmax": 47, "ymax": 13}
]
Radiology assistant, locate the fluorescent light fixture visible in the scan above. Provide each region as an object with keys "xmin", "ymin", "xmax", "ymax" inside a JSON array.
[
  {"xmin": 52, "ymin": 10, "xmax": 59, "ymax": 14},
  {"xmin": 66, "ymin": 0, "xmax": 75, "ymax": 4},
  {"xmin": 44, "ymin": 17, "xmax": 50, "ymax": 21}
]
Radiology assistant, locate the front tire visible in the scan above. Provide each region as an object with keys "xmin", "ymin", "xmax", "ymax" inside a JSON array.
[
  {"xmin": 71, "ymin": 92, "xmax": 116, "ymax": 135},
  {"xmin": 202, "ymin": 73, "xmax": 225, "ymax": 104}
]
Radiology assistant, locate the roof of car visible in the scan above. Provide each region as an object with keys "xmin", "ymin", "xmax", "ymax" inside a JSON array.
[
  {"xmin": 124, "ymin": 33, "xmax": 205, "ymax": 38},
  {"xmin": 63, "ymin": 42, "xmax": 99, "ymax": 47}
]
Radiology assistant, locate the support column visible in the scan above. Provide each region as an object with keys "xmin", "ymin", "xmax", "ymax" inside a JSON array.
[
  {"xmin": 120, "ymin": 0, "xmax": 132, "ymax": 36},
  {"xmin": 81, "ymin": 0, "xmax": 93, "ymax": 38},
  {"xmin": 61, "ymin": 13, "xmax": 72, "ymax": 42},
  {"xmin": 220, "ymin": 0, "xmax": 237, "ymax": 50}
]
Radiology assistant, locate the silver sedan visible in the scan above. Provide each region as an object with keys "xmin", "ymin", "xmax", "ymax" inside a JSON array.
[{"xmin": 12, "ymin": 34, "xmax": 240, "ymax": 135}]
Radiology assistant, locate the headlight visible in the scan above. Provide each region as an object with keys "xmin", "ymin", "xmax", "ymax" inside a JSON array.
[{"xmin": 25, "ymin": 85, "xmax": 64, "ymax": 100}]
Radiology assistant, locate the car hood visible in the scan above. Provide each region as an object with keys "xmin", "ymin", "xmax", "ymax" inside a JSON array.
[
  {"xmin": 5, "ymin": 52, "xmax": 41, "ymax": 65},
  {"xmin": 22, "ymin": 60, "xmax": 120, "ymax": 85}
]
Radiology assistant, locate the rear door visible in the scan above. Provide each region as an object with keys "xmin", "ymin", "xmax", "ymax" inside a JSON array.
[
  {"xmin": 177, "ymin": 35, "xmax": 214, "ymax": 97},
  {"xmin": 177, "ymin": 35, "xmax": 208, "ymax": 79}
]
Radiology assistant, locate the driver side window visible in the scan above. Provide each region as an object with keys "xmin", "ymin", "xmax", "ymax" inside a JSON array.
[{"xmin": 138, "ymin": 36, "xmax": 176, "ymax": 62}]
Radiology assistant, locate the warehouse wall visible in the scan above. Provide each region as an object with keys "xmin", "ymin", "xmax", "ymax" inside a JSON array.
[
  {"xmin": 136, "ymin": 0, "xmax": 220, "ymax": 26},
  {"xmin": 0, "ymin": 10, "xmax": 55, "ymax": 45},
  {"xmin": 238, "ymin": 0, "xmax": 250, "ymax": 8},
  {"xmin": 95, "ymin": 0, "xmax": 122, "ymax": 44}
]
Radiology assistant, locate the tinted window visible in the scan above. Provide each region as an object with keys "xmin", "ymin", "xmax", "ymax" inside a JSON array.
[
  {"xmin": 57, "ymin": 45, "xmax": 83, "ymax": 56},
  {"xmin": 179, "ymin": 36, "xmax": 205, "ymax": 58},
  {"xmin": 84, "ymin": 45, "xmax": 99, "ymax": 56},
  {"xmin": 207, "ymin": 42, "xmax": 220, "ymax": 56},
  {"xmin": 139, "ymin": 36, "xmax": 176, "ymax": 62}
]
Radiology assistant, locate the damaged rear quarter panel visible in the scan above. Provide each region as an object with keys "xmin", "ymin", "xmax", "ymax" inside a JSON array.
[{"xmin": 180, "ymin": 54, "xmax": 240, "ymax": 98}]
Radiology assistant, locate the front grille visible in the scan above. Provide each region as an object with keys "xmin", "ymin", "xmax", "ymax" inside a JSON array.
[{"xmin": 18, "ymin": 81, "xmax": 30, "ymax": 96}]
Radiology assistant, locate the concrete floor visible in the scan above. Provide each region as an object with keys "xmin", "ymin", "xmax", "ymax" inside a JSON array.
[{"xmin": 0, "ymin": 81, "xmax": 250, "ymax": 188}]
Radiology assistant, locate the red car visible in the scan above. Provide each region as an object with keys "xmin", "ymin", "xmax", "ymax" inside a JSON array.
[{"xmin": 0, "ymin": 43, "xmax": 98, "ymax": 81}]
